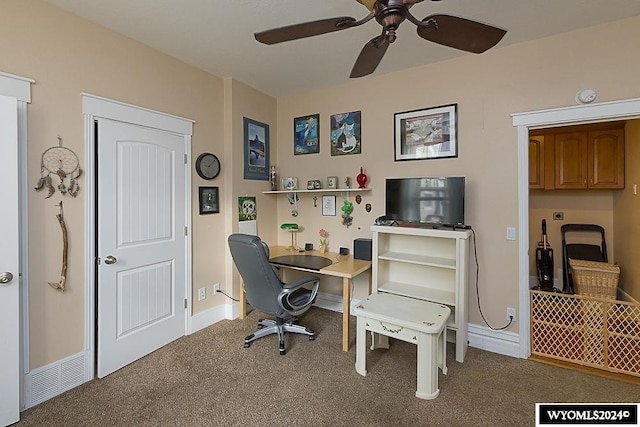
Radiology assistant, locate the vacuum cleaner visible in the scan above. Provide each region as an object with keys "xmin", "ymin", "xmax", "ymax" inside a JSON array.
[{"xmin": 535, "ymin": 219, "xmax": 555, "ymax": 292}]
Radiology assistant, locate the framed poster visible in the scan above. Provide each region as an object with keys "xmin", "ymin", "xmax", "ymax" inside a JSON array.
[
  {"xmin": 243, "ymin": 117, "xmax": 270, "ymax": 180},
  {"xmin": 322, "ymin": 195, "xmax": 336, "ymax": 216},
  {"xmin": 294, "ymin": 113, "xmax": 320, "ymax": 155},
  {"xmin": 330, "ymin": 110, "xmax": 361, "ymax": 156},
  {"xmin": 394, "ymin": 104, "xmax": 457, "ymax": 161},
  {"xmin": 198, "ymin": 186, "xmax": 219, "ymax": 214}
]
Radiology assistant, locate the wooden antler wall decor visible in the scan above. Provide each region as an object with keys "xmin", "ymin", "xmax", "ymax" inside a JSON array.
[{"xmin": 49, "ymin": 201, "xmax": 68, "ymax": 292}]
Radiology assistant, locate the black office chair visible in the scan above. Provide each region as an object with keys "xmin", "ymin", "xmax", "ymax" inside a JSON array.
[
  {"xmin": 228, "ymin": 233, "xmax": 319, "ymax": 355},
  {"xmin": 561, "ymin": 224, "xmax": 607, "ymax": 294}
]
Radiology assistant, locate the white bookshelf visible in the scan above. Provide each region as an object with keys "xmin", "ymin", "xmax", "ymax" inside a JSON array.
[{"xmin": 371, "ymin": 225, "xmax": 471, "ymax": 362}]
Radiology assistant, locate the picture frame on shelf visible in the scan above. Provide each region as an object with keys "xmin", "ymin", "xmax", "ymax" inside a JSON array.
[
  {"xmin": 294, "ymin": 113, "xmax": 320, "ymax": 155},
  {"xmin": 394, "ymin": 103, "xmax": 458, "ymax": 161},
  {"xmin": 243, "ymin": 117, "xmax": 270, "ymax": 180},
  {"xmin": 322, "ymin": 195, "xmax": 336, "ymax": 216},
  {"xmin": 282, "ymin": 177, "xmax": 298, "ymax": 190},
  {"xmin": 307, "ymin": 179, "xmax": 322, "ymax": 190},
  {"xmin": 327, "ymin": 176, "xmax": 338, "ymax": 189},
  {"xmin": 198, "ymin": 186, "xmax": 219, "ymax": 214}
]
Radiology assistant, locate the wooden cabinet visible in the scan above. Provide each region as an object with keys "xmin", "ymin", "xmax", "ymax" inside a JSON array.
[
  {"xmin": 555, "ymin": 127, "xmax": 624, "ymax": 189},
  {"xmin": 370, "ymin": 225, "xmax": 470, "ymax": 362},
  {"xmin": 529, "ymin": 122, "xmax": 625, "ymax": 190},
  {"xmin": 529, "ymin": 134, "xmax": 546, "ymax": 189}
]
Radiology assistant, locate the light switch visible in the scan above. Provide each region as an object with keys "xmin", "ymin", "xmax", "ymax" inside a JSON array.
[{"xmin": 506, "ymin": 227, "xmax": 516, "ymax": 241}]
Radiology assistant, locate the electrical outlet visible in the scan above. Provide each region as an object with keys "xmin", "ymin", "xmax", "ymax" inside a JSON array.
[
  {"xmin": 213, "ymin": 283, "xmax": 220, "ymax": 294},
  {"xmin": 507, "ymin": 307, "xmax": 516, "ymax": 321},
  {"xmin": 198, "ymin": 287, "xmax": 206, "ymax": 301}
]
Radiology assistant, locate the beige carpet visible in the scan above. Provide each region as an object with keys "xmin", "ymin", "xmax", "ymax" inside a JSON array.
[{"xmin": 15, "ymin": 307, "xmax": 640, "ymax": 426}]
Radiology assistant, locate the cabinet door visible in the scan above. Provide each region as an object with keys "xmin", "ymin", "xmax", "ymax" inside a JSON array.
[
  {"xmin": 529, "ymin": 135, "xmax": 545, "ymax": 189},
  {"xmin": 589, "ymin": 128, "xmax": 624, "ymax": 189},
  {"xmin": 555, "ymin": 132, "xmax": 588, "ymax": 189}
]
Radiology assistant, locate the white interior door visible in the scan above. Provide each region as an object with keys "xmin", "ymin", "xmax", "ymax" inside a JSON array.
[
  {"xmin": 0, "ymin": 95, "xmax": 20, "ymax": 425},
  {"xmin": 97, "ymin": 118, "xmax": 186, "ymax": 378}
]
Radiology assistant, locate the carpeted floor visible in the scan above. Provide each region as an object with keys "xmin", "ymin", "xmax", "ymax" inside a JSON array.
[{"xmin": 15, "ymin": 307, "xmax": 640, "ymax": 426}]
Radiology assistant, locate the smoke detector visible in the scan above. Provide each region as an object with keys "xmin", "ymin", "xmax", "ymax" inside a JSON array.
[{"xmin": 576, "ymin": 88, "xmax": 597, "ymax": 104}]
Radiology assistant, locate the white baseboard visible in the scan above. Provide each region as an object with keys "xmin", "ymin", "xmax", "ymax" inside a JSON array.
[
  {"xmin": 25, "ymin": 351, "xmax": 90, "ymax": 408},
  {"xmin": 189, "ymin": 291, "xmax": 361, "ymax": 335},
  {"xmin": 467, "ymin": 323, "xmax": 522, "ymax": 358},
  {"xmin": 313, "ymin": 291, "xmax": 361, "ymax": 314}
]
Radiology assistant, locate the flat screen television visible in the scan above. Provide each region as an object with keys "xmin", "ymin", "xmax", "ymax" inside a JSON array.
[{"xmin": 385, "ymin": 177, "xmax": 465, "ymax": 226}]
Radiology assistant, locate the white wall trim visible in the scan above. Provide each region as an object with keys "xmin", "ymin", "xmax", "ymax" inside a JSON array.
[
  {"xmin": 0, "ymin": 72, "xmax": 34, "ymax": 103},
  {"xmin": 512, "ymin": 96, "xmax": 640, "ymax": 360},
  {"xmin": 81, "ymin": 93, "xmax": 194, "ymax": 135},
  {"xmin": 467, "ymin": 323, "xmax": 521, "ymax": 358}
]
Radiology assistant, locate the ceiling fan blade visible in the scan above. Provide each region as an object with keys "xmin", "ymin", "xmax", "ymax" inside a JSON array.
[
  {"xmin": 417, "ymin": 14, "xmax": 506, "ymax": 54},
  {"xmin": 255, "ymin": 17, "xmax": 357, "ymax": 45},
  {"xmin": 350, "ymin": 35, "xmax": 390, "ymax": 78}
]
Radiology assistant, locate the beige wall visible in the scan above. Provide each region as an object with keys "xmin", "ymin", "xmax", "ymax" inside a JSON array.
[
  {"xmin": 1, "ymin": 0, "xmax": 229, "ymax": 368},
  {"xmin": 276, "ymin": 15, "xmax": 640, "ymax": 330},
  {"xmin": 613, "ymin": 120, "xmax": 640, "ymax": 299}
]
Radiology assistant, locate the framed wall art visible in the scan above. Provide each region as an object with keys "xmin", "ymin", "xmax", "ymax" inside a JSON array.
[
  {"xmin": 322, "ymin": 195, "xmax": 336, "ymax": 216},
  {"xmin": 294, "ymin": 113, "xmax": 320, "ymax": 155},
  {"xmin": 394, "ymin": 103, "xmax": 457, "ymax": 161},
  {"xmin": 330, "ymin": 110, "xmax": 361, "ymax": 156},
  {"xmin": 199, "ymin": 186, "xmax": 219, "ymax": 214},
  {"xmin": 243, "ymin": 117, "xmax": 270, "ymax": 180}
]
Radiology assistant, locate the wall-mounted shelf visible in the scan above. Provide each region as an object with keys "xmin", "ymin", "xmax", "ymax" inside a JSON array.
[{"xmin": 263, "ymin": 188, "xmax": 371, "ymax": 194}]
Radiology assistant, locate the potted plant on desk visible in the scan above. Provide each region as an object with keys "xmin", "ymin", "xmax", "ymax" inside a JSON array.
[{"xmin": 319, "ymin": 229, "xmax": 329, "ymax": 254}]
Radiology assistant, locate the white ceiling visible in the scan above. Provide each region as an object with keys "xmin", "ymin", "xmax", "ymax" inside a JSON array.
[{"xmin": 43, "ymin": 0, "xmax": 640, "ymax": 98}]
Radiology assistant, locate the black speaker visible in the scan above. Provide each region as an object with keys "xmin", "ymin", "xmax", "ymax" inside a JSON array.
[{"xmin": 353, "ymin": 238, "xmax": 372, "ymax": 261}]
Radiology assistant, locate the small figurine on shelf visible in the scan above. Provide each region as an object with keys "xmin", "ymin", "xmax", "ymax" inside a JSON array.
[
  {"xmin": 356, "ymin": 166, "xmax": 367, "ymax": 189},
  {"xmin": 269, "ymin": 165, "xmax": 277, "ymax": 191},
  {"xmin": 344, "ymin": 177, "xmax": 351, "ymax": 189},
  {"xmin": 319, "ymin": 228, "xmax": 329, "ymax": 253}
]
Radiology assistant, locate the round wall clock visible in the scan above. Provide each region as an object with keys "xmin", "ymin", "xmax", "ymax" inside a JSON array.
[{"xmin": 195, "ymin": 152, "xmax": 221, "ymax": 180}]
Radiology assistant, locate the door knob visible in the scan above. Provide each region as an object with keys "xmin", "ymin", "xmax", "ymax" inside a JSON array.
[
  {"xmin": 104, "ymin": 256, "xmax": 117, "ymax": 265},
  {"xmin": 0, "ymin": 272, "xmax": 14, "ymax": 284}
]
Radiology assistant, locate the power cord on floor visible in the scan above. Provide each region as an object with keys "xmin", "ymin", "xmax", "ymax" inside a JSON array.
[{"xmin": 471, "ymin": 227, "xmax": 514, "ymax": 330}]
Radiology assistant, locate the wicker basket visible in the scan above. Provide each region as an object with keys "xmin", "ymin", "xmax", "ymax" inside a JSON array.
[{"xmin": 569, "ymin": 259, "xmax": 620, "ymax": 299}]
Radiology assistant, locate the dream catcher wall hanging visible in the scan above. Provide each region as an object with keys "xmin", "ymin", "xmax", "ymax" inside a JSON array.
[{"xmin": 34, "ymin": 136, "xmax": 82, "ymax": 198}]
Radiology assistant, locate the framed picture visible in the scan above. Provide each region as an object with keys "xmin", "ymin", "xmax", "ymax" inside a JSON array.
[
  {"xmin": 294, "ymin": 113, "xmax": 320, "ymax": 155},
  {"xmin": 394, "ymin": 103, "xmax": 457, "ymax": 161},
  {"xmin": 306, "ymin": 179, "xmax": 321, "ymax": 190},
  {"xmin": 238, "ymin": 196, "xmax": 257, "ymax": 221},
  {"xmin": 281, "ymin": 177, "xmax": 298, "ymax": 190},
  {"xmin": 199, "ymin": 186, "xmax": 219, "ymax": 214},
  {"xmin": 243, "ymin": 117, "xmax": 270, "ymax": 180},
  {"xmin": 330, "ymin": 111, "xmax": 361, "ymax": 156},
  {"xmin": 327, "ymin": 176, "xmax": 338, "ymax": 189},
  {"xmin": 322, "ymin": 195, "xmax": 336, "ymax": 216}
]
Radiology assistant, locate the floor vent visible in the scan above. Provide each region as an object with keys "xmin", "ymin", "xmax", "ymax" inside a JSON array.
[{"xmin": 26, "ymin": 352, "xmax": 89, "ymax": 408}]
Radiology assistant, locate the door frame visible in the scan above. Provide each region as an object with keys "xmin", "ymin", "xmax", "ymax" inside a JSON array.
[
  {"xmin": 82, "ymin": 93, "xmax": 193, "ymax": 379},
  {"xmin": 512, "ymin": 96, "xmax": 640, "ymax": 359},
  {"xmin": 0, "ymin": 71, "xmax": 33, "ymax": 420}
]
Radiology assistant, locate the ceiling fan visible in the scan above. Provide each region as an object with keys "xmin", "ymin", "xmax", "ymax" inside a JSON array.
[{"xmin": 254, "ymin": 0, "xmax": 506, "ymax": 78}]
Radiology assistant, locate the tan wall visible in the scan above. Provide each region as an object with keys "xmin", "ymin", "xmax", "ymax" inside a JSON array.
[
  {"xmin": 613, "ymin": 121, "xmax": 640, "ymax": 300},
  {"xmin": 276, "ymin": 15, "xmax": 640, "ymax": 330},
  {"xmin": 224, "ymin": 78, "xmax": 278, "ymax": 299},
  {"xmin": 1, "ymin": 0, "xmax": 227, "ymax": 368}
]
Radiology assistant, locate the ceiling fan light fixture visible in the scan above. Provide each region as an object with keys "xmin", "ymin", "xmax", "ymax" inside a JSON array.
[{"xmin": 357, "ymin": 0, "xmax": 378, "ymax": 11}]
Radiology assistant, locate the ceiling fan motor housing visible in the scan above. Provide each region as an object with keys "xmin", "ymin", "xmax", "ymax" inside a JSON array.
[{"xmin": 375, "ymin": 5, "xmax": 409, "ymax": 42}]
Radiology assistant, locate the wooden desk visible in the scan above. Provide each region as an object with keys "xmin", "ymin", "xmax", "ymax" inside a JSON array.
[{"xmin": 238, "ymin": 246, "xmax": 372, "ymax": 352}]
